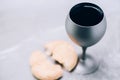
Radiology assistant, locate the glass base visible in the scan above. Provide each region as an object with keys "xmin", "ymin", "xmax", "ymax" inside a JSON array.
[{"xmin": 73, "ymin": 54, "xmax": 99, "ymax": 75}]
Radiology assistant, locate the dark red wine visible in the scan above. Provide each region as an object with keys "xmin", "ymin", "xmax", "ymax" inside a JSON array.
[{"xmin": 70, "ymin": 3, "xmax": 104, "ymax": 26}]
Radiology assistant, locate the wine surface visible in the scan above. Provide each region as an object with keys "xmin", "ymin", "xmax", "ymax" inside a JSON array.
[{"xmin": 70, "ymin": 3, "xmax": 104, "ymax": 26}]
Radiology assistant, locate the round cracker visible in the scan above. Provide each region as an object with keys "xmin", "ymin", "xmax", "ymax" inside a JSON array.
[{"xmin": 52, "ymin": 44, "xmax": 78, "ymax": 71}]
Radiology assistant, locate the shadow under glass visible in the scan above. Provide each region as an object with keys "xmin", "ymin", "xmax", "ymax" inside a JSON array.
[{"xmin": 70, "ymin": 2, "xmax": 104, "ymax": 26}]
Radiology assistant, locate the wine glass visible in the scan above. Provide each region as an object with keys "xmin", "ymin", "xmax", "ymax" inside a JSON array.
[{"xmin": 65, "ymin": 2, "xmax": 107, "ymax": 74}]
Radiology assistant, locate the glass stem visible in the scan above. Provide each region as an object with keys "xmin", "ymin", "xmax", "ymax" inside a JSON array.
[{"xmin": 81, "ymin": 47, "xmax": 87, "ymax": 61}]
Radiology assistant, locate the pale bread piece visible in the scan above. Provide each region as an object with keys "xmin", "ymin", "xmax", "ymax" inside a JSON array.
[
  {"xmin": 30, "ymin": 51, "xmax": 63, "ymax": 80},
  {"xmin": 29, "ymin": 51, "xmax": 47, "ymax": 66},
  {"xmin": 32, "ymin": 63, "xmax": 63, "ymax": 80},
  {"xmin": 52, "ymin": 44, "xmax": 78, "ymax": 71},
  {"xmin": 44, "ymin": 40, "xmax": 67, "ymax": 55}
]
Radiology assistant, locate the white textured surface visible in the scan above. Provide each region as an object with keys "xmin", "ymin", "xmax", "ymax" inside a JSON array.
[{"xmin": 0, "ymin": 0, "xmax": 120, "ymax": 80}]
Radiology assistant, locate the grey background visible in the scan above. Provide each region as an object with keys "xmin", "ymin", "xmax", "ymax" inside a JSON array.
[{"xmin": 0, "ymin": 0, "xmax": 120, "ymax": 80}]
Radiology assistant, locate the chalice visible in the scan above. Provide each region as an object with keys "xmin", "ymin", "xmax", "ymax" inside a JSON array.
[{"xmin": 65, "ymin": 2, "xmax": 106, "ymax": 74}]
